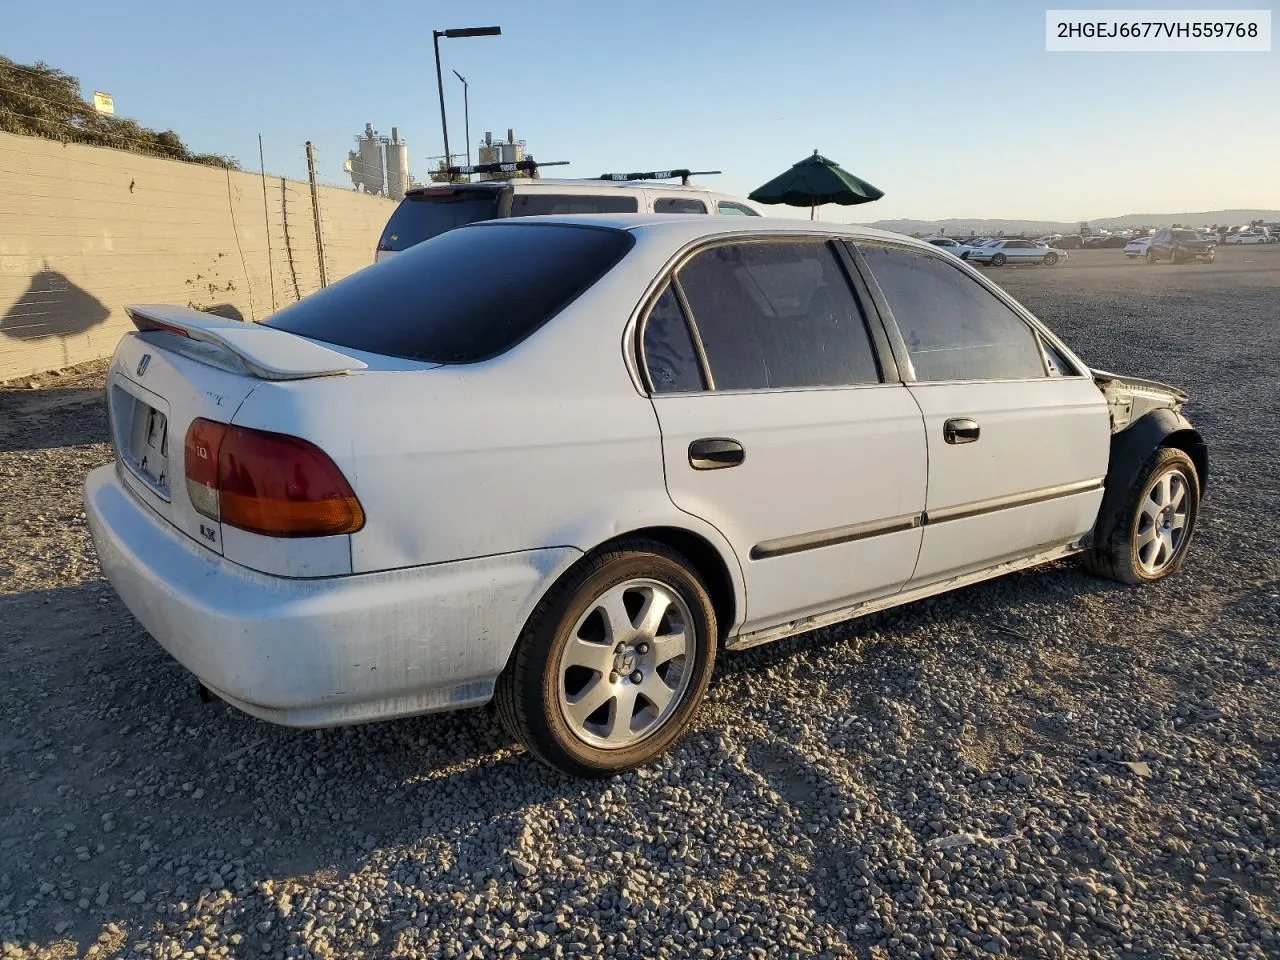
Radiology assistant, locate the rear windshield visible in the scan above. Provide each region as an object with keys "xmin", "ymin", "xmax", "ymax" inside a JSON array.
[
  {"xmin": 378, "ymin": 190, "xmax": 500, "ymax": 251},
  {"xmin": 265, "ymin": 223, "xmax": 635, "ymax": 363},
  {"xmin": 1172, "ymin": 230, "xmax": 1198, "ymax": 241}
]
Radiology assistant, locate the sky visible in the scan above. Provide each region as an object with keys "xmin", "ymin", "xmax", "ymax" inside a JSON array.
[{"xmin": 5, "ymin": 0, "xmax": 1278, "ymax": 222}]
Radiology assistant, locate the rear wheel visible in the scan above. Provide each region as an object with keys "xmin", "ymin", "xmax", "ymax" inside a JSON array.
[
  {"xmin": 494, "ymin": 539, "xmax": 717, "ymax": 777},
  {"xmin": 1146, "ymin": 250, "xmax": 1157, "ymax": 264},
  {"xmin": 1085, "ymin": 447, "xmax": 1200, "ymax": 584},
  {"xmin": 991, "ymin": 253, "xmax": 1007, "ymax": 266}
]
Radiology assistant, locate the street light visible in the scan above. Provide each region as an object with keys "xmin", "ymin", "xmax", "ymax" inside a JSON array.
[
  {"xmin": 432, "ymin": 25, "xmax": 500, "ymax": 174},
  {"xmin": 452, "ymin": 70, "xmax": 471, "ymax": 167}
]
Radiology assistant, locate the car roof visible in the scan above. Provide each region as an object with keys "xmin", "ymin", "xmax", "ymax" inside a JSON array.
[
  {"xmin": 406, "ymin": 178, "xmax": 723, "ymax": 197},
  {"xmin": 469, "ymin": 212, "xmax": 934, "ymax": 250}
]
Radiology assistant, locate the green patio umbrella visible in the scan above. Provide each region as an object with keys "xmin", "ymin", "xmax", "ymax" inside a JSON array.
[{"xmin": 749, "ymin": 150, "xmax": 884, "ymax": 220}]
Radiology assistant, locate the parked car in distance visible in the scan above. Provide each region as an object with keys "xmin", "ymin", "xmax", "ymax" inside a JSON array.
[
  {"xmin": 1085, "ymin": 235, "xmax": 1128, "ymax": 249},
  {"xmin": 923, "ymin": 237, "xmax": 969, "ymax": 257},
  {"xmin": 966, "ymin": 238, "xmax": 1064, "ymax": 266},
  {"xmin": 1146, "ymin": 227, "xmax": 1217, "ymax": 264},
  {"xmin": 374, "ymin": 172, "xmax": 764, "ymax": 261},
  {"xmin": 1223, "ymin": 230, "xmax": 1270, "ymax": 245},
  {"xmin": 1124, "ymin": 235, "xmax": 1154, "ymax": 258},
  {"xmin": 1051, "ymin": 235, "xmax": 1085, "ymax": 250},
  {"xmin": 85, "ymin": 215, "xmax": 1207, "ymax": 777}
]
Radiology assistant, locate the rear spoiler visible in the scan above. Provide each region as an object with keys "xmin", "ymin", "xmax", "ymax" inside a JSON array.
[{"xmin": 125, "ymin": 305, "xmax": 367, "ymax": 381}]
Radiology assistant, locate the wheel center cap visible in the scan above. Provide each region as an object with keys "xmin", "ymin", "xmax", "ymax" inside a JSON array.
[{"xmin": 614, "ymin": 647, "xmax": 637, "ymax": 675}]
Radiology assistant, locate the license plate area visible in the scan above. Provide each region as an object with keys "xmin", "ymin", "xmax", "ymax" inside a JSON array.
[{"xmin": 112, "ymin": 382, "xmax": 172, "ymax": 499}]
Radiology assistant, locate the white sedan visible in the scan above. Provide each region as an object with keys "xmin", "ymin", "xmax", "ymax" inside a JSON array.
[
  {"xmin": 965, "ymin": 238, "xmax": 1064, "ymax": 266},
  {"xmin": 85, "ymin": 215, "xmax": 1207, "ymax": 776},
  {"xmin": 1224, "ymin": 231, "xmax": 1270, "ymax": 244},
  {"xmin": 1125, "ymin": 236, "xmax": 1154, "ymax": 258}
]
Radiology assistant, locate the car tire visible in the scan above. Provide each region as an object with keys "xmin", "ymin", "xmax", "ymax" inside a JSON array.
[
  {"xmin": 991, "ymin": 253, "xmax": 1006, "ymax": 266},
  {"xmin": 1145, "ymin": 250, "xmax": 1157, "ymax": 264},
  {"xmin": 1085, "ymin": 447, "xmax": 1200, "ymax": 585},
  {"xmin": 1043, "ymin": 252, "xmax": 1059, "ymax": 265},
  {"xmin": 494, "ymin": 538, "xmax": 718, "ymax": 777}
]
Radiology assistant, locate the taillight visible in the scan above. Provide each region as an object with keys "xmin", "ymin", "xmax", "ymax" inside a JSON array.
[
  {"xmin": 183, "ymin": 418, "xmax": 365, "ymax": 538},
  {"xmin": 184, "ymin": 418, "xmax": 227, "ymax": 518}
]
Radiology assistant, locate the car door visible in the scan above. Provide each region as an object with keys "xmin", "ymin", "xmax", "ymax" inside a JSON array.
[
  {"xmin": 1004, "ymin": 240, "xmax": 1033, "ymax": 262},
  {"xmin": 639, "ymin": 237, "xmax": 927, "ymax": 636},
  {"xmin": 851, "ymin": 240, "xmax": 1109, "ymax": 585}
]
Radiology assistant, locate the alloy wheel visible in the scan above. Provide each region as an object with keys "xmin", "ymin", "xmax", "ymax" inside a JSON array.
[
  {"xmin": 557, "ymin": 579, "xmax": 695, "ymax": 749},
  {"xmin": 1134, "ymin": 468, "xmax": 1191, "ymax": 576}
]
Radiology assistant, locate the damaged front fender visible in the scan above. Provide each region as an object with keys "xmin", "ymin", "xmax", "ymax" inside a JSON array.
[{"xmin": 1091, "ymin": 368, "xmax": 1189, "ymax": 434}]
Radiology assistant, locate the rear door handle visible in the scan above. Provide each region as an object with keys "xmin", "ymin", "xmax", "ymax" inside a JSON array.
[
  {"xmin": 689, "ymin": 438, "xmax": 744, "ymax": 470},
  {"xmin": 944, "ymin": 418, "xmax": 980, "ymax": 444}
]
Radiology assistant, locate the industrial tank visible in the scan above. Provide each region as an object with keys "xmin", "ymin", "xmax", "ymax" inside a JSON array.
[
  {"xmin": 355, "ymin": 123, "xmax": 385, "ymax": 196},
  {"xmin": 385, "ymin": 127, "xmax": 409, "ymax": 200}
]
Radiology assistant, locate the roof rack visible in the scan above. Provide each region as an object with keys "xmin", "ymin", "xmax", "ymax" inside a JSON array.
[
  {"xmin": 597, "ymin": 169, "xmax": 722, "ymax": 187},
  {"xmin": 435, "ymin": 157, "xmax": 570, "ymax": 180}
]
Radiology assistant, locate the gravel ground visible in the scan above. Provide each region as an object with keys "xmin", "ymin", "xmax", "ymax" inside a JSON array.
[{"xmin": 1, "ymin": 247, "xmax": 1277, "ymax": 959}]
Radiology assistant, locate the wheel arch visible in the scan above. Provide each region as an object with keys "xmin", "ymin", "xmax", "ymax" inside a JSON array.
[{"xmin": 1093, "ymin": 408, "xmax": 1208, "ymax": 545}]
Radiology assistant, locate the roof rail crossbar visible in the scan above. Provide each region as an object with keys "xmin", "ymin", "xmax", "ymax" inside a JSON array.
[
  {"xmin": 435, "ymin": 157, "xmax": 570, "ymax": 180},
  {"xmin": 597, "ymin": 169, "xmax": 722, "ymax": 187}
]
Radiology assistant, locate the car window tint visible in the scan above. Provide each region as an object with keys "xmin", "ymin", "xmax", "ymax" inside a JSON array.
[
  {"xmin": 642, "ymin": 287, "xmax": 705, "ymax": 393},
  {"xmin": 264, "ymin": 224, "xmax": 635, "ymax": 364},
  {"xmin": 678, "ymin": 241, "xmax": 880, "ymax": 390},
  {"xmin": 858, "ymin": 243, "xmax": 1047, "ymax": 382},
  {"xmin": 654, "ymin": 197, "xmax": 708, "ymax": 214},
  {"xmin": 716, "ymin": 201, "xmax": 759, "ymax": 216},
  {"xmin": 509, "ymin": 194, "xmax": 638, "ymax": 216}
]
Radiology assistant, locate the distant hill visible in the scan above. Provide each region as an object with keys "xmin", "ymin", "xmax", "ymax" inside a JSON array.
[{"xmin": 857, "ymin": 210, "xmax": 1280, "ymax": 236}]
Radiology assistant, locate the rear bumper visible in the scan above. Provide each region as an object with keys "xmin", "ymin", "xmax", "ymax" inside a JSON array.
[{"xmin": 85, "ymin": 464, "xmax": 579, "ymax": 727}]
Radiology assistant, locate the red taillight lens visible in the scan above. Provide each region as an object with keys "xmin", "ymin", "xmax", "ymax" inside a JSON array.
[{"xmin": 183, "ymin": 418, "xmax": 364, "ymax": 538}]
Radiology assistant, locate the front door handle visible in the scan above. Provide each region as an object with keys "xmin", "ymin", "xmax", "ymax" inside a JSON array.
[
  {"xmin": 689, "ymin": 438, "xmax": 744, "ymax": 470},
  {"xmin": 944, "ymin": 418, "xmax": 980, "ymax": 444}
]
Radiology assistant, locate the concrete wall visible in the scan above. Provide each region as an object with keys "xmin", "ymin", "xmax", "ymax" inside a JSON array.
[{"xmin": 0, "ymin": 131, "xmax": 397, "ymax": 382}]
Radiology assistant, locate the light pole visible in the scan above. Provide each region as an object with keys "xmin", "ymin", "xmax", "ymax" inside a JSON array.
[
  {"xmin": 452, "ymin": 70, "xmax": 471, "ymax": 166},
  {"xmin": 432, "ymin": 25, "xmax": 500, "ymax": 174}
]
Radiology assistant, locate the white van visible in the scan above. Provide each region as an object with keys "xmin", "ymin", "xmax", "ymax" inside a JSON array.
[{"xmin": 375, "ymin": 166, "xmax": 766, "ymax": 261}]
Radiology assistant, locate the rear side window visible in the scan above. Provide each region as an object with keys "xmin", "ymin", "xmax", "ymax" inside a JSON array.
[
  {"xmin": 510, "ymin": 194, "xmax": 638, "ymax": 216},
  {"xmin": 378, "ymin": 191, "xmax": 499, "ymax": 251},
  {"xmin": 642, "ymin": 287, "xmax": 705, "ymax": 393},
  {"xmin": 857, "ymin": 243, "xmax": 1046, "ymax": 382},
  {"xmin": 265, "ymin": 224, "xmax": 634, "ymax": 363},
  {"xmin": 716, "ymin": 201, "xmax": 759, "ymax": 216},
  {"xmin": 677, "ymin": 240, "xmax": 881, "ymax": 390},
  {"xmin": 654, "ymin": 197, "xmax": 708, "ymax": 214}
]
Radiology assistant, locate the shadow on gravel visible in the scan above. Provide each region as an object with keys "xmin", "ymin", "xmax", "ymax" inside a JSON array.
[
  {"xmin": 0, "ymin": 385, "xmax": 107, "ymax": 453},
  {"xmin": 0, "ymin": 579, "xmax": 632, "ymax": 950}
]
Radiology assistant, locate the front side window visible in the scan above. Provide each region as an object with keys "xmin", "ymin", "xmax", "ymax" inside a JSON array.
[
  {"xmin": 509, "ymin": 194, "xmax": 639, "ymax": 216},
  {"xmin": 857, "ymin": 243, "xmax": 1047, "ymax": 382},
  {"xmin": 677, "ymin": 240, "xmax": 881, "ymax": 390},
  {"xmin": 642, "ymin": 287, "xmax": 705, "ymax": 393},
  {"xmin": 654, "ymin": 197, "xmax": 708, "ymax": 214}
]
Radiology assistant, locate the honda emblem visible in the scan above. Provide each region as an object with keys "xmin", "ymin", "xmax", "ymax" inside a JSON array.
[{"xmin": 136, "ymin": 354, "xmax": 151, "ymax": 377}]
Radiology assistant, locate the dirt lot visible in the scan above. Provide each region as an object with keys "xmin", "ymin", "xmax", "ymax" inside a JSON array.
[{"xmin": 1, "ymin": 247, "xmax": 1277, "ymax": 959}]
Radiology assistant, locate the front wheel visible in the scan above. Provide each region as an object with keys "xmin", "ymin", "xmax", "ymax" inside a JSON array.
[
  {"xmin": 1146, "ymin": 250, "xmax": 1157, "ymax": 264},
  {"xmin": 1085, "ymin": 447, "xmax": 1200, "ymax": 585},
  {"xmin": 1043, "ymin": 252, "xmax": 1059, "ymax": 265},
  {"xmin": 990, "ymin": 253, "xmax": 1007, "ymax": 266},
  {"xmin": 494, "ymin": 539, "xmax": 718, "ymax": 777}
]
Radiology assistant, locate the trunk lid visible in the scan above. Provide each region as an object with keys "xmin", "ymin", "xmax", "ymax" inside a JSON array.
[{"xmin": 107, "ymin": 305, "xmax": 369, "ymax": 557}]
